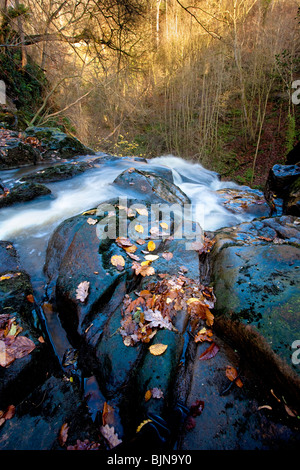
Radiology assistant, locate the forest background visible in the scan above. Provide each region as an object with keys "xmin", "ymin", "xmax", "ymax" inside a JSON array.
[{"xmin": 0, "ymin": 0, "xmax": 299, "ymax": 187}]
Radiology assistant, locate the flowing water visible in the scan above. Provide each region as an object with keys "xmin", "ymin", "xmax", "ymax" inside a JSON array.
[{"xmin": 0, "ymin": 153, "xmax": 252, "ymax": 297}]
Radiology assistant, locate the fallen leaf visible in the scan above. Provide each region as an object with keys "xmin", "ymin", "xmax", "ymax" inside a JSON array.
[
  {"xmin": 144, "ymin": 254, "xmax": 159, "ymax": 262},
  {"xmin": 124, "ymin": 245, "xmax": 137, "ymax": 254},
  {"xmin": 149, "ymin": 226, "xmax": 159, "ymax": 236},
  {"xmin": 127, "ymin": 252, "xmax": 140, "ymax": 261},
  {"xmin": 110, "ymin": 255, "xmax": 125, "ymax": 270},
  {"xmin": 76, "ymin": 281, "xmax": 90, "ymax": 302},
  {"xmin": 144, "ymin": 308, "xmax": 174, "ymax": 331},
  {"xmin": 145, "ymin": 390, "xmax": 152, "ymax": 402},
  {"xmin": 136, "ymin": 207, "xmax": 148, "ymax": 216},
  {"xmin": 194, "ymin": 328, "xmax": 213, "ymax": 343},
  {"xmin": 132, "ymin": 262, "xmax": 155, "ymax": 277},
  {"xmin": 199, "ymin": 342, "xmax": 219, "ymax": 360},
  {"xmin": 87, "ymin": 217, "xmax": 97, "ymax": 225},
  {"xmin": 284, "ymin": 404, "xmax": 298, "ymax": 418},
  {"xmin": 116, "ymin": 237, "xmax": 133, "ymax": 247},
  {"xmin": 162, "ymin": 252, "xmax": 173, "ymax": 260},
  {"xmin": 149, "ymin": 343, "xmax": 168, "ymax": 356},
  {"xmin": 151, "ymin": 387, "xmax": 164, "ymax": 399},
  {"xmin": 0, "ymin": 273, "xmax": 21, "ymax": 282},
  {"xmin": 258, "ymin": 405, "xmax": 272, "ymax": 411},
  {"xmin": 147, "ymin": 241, "xmax": 156, "ymax": 252},
  {"xmin": 135, "ymin": 224, "xmax": 144, "ymax": 233},
  {"xmin": 102, "ymin": 402, "xmax": 115, "ymax": 426},
  {"xmin": 225, "ymin": 365, "xmax": 243, "ymax": 387},
  {"xmin": 3, "ymin": 405, "xmax": 15, "ymax": 420},
  {"xmin": 100, "ymin": 424, "xmax": 122, "ymax": 449},
  {"xmin": 26, "ymin": 294, "xmax": 35, "ymax": 303},
  {"xmin": 160, "ymin": 222, "xmax": 168, "ymax": 230},
  {"xmin": 190, "ymin": 400, "xmax": 204, "ymax": 417},
  {"xmin": 59, "ymin": 423, "xmax": 69, "ymax": 446}
]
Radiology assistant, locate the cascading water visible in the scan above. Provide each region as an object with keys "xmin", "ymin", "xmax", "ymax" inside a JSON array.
[{"xmin": 0, "ymin": 154, "xmax": 253, "ymax": 295}]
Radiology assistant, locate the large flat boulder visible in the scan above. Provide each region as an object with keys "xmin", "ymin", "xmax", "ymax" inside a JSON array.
[{"xmin": 210, "ymin": 215, "xmax": 300, "ymax": 406}]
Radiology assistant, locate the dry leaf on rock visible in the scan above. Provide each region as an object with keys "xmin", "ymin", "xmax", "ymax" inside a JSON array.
[
  {"xmin": 225, "ymin": 366, "xmax": 243, "ymax": 387},
  {"xmin": 194, "ymin": 328, "xmax": 213, "ymax": 343},
  {"xmin": 147, "ymin": 241, "xmax": 156, "ymax": 252},
  {"xmin": 76, "ymin": 281, "xmax": 90, "ymax": 302},
  {"xmin": 144, "ymin": 254, "xmax": 159, "ymax": 262},
  {"xmin": 58, "ymin": 422, "xmax": 69, "ymax": 447},
  {"xmin": 100, "ymin": 424, "xmax": 122, "ymax": 449},
  {"xmin": 162, "ymin": 252, "xmax": 173, "ymax": 260},
  {"xmin": 136, "ymin": 207, "xmax": 148, "ymax": 216},
  {"xmin": 149, "ymin": 343, "xmax": 168, "ymax": 356},
  {"xmin": 116, "ymin": 237, "xmax": 133, "ymax": 247},
  {"xmin": 151, "ymin": 387, "xmax": 164, "ymax": 399},
  {"xmin": 135, "ymin": 224, "xmax": 144, "ymax": 233},
  {"xmin": 87, "ymin": 217, "xmax": 97, "ymax": 225},
  {"xmin": 110, "ymin": 255, "xmax": 125, "ymax": 271},
  {"xmin": 199, "ymin": 342, "xmax": 219, "ymax": 360},
  {"xmin": 132, "ymin": 261, "xmax": 155, "ymax": 277},
  {"xmin": 144, "ymin": 308, "xmax": 174, "ymax": 331}
]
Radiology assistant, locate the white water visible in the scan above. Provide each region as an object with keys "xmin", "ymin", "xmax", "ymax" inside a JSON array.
[{"xmin": 0, "ymin": 154, "xmax": 252, "ymax": 289}]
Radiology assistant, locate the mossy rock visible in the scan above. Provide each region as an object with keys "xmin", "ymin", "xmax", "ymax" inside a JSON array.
[
  {"xmin": 25, "ymin": 126, "xmax": 95, "ymax": 159},
  {"xmin": 21, "ymin": 162, "xmax": 93, "ymax": 183},
  {"xmin": 0, "ymin": 182, "xmax": 51, "ymax": 208}
]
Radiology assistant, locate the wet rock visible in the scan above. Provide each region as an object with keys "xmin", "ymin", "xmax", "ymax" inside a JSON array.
[
  {"xmin": 25, "ymin": 126, "xmax": 95, "ymax": 161},
  {"xmin": 43, "ymin": 196, "xmax": 202, "ymax": 436},
  {"xmin": 0, "ymin": 375, "xmax": 100, "ymax": 450},
  {"xmin": 0, "ymin": 129, "xmax": 39, "ymax": 169},
  {"xmin": 216, "ymin": 187, "xmax": 269, "ymax": 219},
  {"xmin": 0, "ymin": 182, "xmax": 51, "ymax": 208},
  {"xmin": 177, "ymin": 333, "xmax": 300, "ymax": 450},
  {"xmin": 0, "ymin": 127, "xmax": 95, "ymax": 170},
  {"xmin": 113, "ymin": 168, "xmax": 190, "ymax": 205},
  {"xmin": 210, "ymin": 216, "xmax": 300, "ymax": 407},
  {"xmin": 264, "ymin": 164, "xmax": 300, "ymax": 215},
  {"xmin": 0, "ymin": 242, "xmax": 53, "ymax": 409},
  {"xmin": 21, "ymin": 161, "xmax": 93, "ymax": 183},
  {"xmin": 283, "ymin": 176, "xmax": 300, "ymax": 216}
]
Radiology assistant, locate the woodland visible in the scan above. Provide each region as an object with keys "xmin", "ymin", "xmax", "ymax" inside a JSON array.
[{"xmin": 0, "ymin": 0, "xmax": 299, "ymax": 186}]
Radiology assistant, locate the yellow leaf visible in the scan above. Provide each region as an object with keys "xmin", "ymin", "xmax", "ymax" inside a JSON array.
[
  {"xmin": 149, "ymin": 343, "xmax": 168, "ymax": 356},
  {"xmin": 160, "ymin": 222, "xmax": 168, "ymax": 230},
  {"xmin": 187, "ymin": 297, "xmax": 201, "ymax": 305},
  {"xmin": 124, "ymin": 245, "xmax": 137, "ymax": 253},
  {"xmin": 110, "ymin": 255, "xmax": 125, "ymax": 267},
  {"xmin": 135, "ymin": 224, "xmax": 144, "ymax": 233},
  {"xmin": 136, "ymin": 207, "xmax": 148, "ymax": 216},
  {"xmin": 145, "ymin": 390, "xmax": 152, "ymax": 402},
  {"xmin": 147, "ymin": 241, "xmax": 156, "ymax": 252}
]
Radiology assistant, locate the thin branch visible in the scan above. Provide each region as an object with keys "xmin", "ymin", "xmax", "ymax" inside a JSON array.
[{"xmin": 175, "ymin": 0, "xmax": 222, "ymax": 41}]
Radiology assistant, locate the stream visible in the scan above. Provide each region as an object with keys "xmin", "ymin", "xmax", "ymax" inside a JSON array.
[{"xmin": 0, "ymin": 153, "xmax": 252, "ymax": 300}]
